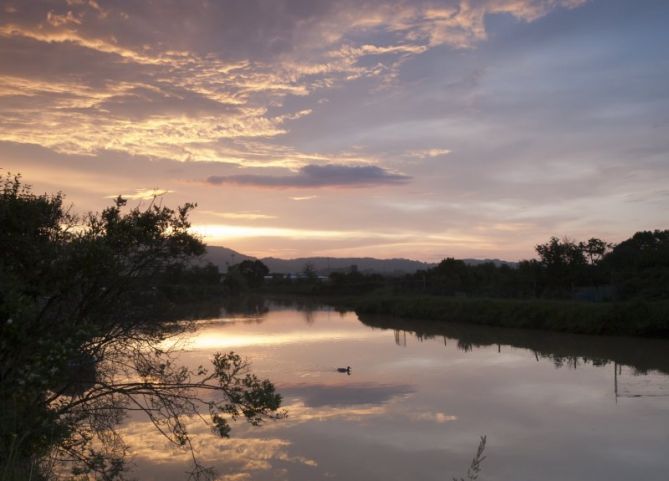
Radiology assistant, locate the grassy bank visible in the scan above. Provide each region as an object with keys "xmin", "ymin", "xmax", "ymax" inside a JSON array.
[
  {"xmin": 355, "ymin": 313, "xmax": 669, "ymax": 374},
  {"xmin": 346, "ymin": 296, "xmax": 669, "ymax": 338}
]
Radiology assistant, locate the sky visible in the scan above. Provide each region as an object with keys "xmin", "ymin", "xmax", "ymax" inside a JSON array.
[{"xmin": 1, "ymin": 0, "xmax": 668, "ymax": 261}]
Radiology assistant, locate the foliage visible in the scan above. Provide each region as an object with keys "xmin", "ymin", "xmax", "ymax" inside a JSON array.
[
  {"xmin": 535, "ymin": 236, "xmax": 587, "ymax": 292},
  {"xmin": 302, "ymin": 262, "xmax": 317, "ymax": 281},
  {"xmin": 351, "ymin": 295, "xmax": 669, "ymax": 337},
  {"xmin": 223, "ymin": 260, "xmax": 269, "ymax": 294},
  {"xmin": 326, "ymin": 266, "xmax": 385, "ymax": 295},
  {"xmin": 604, "ymin": 230, "xmax": 669, "ymax": 299},
  {"xmin": 581, "ymin": 237, "xmax": 611, "ymax": 265},
  {"xmin": 378, "ymin": 232, "xmax": 665, "ymax": 301},
  {"xmin": 159, "ymin": 262, "xmax": 223, "ymax": 302},
  {"xmin": 236, "ymin": 260, "xmax": 270, "ymax": 289},
  {"xmin": 0, "ymin": 175, "xmax": 284, "ymax": 481},
  {"xmin": 453, "ymin": 436, "xmax": 487, "ymax": 481}
]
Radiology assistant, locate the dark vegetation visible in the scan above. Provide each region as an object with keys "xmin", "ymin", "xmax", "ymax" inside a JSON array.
[
  {"xmin": 257, "ymin": 233, "xmax": 669, "ymax": 337},
  {"xmin": 159, "ymin": 261, "xmax": 224, "ymax": 301},
  {"xmin": 264, "ymin": 233, "xmax": 669, "ymax": 301},
  {"xmin": 357, "ymin": 313, "xmax": 669, "ymax": 376},
  {"xmin": 0, "ymin": 175, "xmax": 284, "ymax": 481},
  {"xmin": 351, "ymin": 297, "xmax": 669, "ymax": 337},
  {"xmin": 222, "ymin": 260, "xmax": 270, "ymax": 294}
]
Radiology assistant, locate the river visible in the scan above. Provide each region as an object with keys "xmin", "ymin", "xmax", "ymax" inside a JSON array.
[{"xmin": 121, "ymin": 300, "xmax": 669, "ymax": 481}]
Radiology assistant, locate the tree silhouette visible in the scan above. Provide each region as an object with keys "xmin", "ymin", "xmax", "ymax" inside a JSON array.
[{"xmin": 0, "ymin": 174, "xmax": 284, "ymax": 481}]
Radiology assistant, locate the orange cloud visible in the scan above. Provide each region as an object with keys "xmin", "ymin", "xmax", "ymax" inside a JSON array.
[{"xmin": 0, "ymin": 0, "xmax": 588, "ymax": 167}]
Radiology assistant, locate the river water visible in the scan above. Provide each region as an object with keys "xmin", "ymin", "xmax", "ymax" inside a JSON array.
[{"xmin": 122, "ymin": 300, "xmax": 669, "ymax": 481}]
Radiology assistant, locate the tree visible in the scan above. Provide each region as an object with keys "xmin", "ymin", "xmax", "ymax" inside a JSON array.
[
  {"xmin": 535, "ymin": 237, "xmax": 587, "ymax": 294},
  {"xmin": 0, "ymin": 175, "xmax": 284, "ymax": 481},
  {"xmin": 579, "ymin": 238, "xmax": 611, "ymax": 265},
  {"xmin": 236, "ymin": 259, "xmax": 270, "ymax": 288},
  {"xmin": 431, "ymin": 258, "xmax": 470, "ymax": 295},
  {"xmin": 223, "ymin": 260, "xmax": 269, "ymax": 294},
  {"xmin": 535, "ymin": 237, "xmax": 586, "ymax": 269},
  {"xmin": 515, "ymin": 259, "xmax": 543, "ymax": 297},
  {"xmin": 302, "ymin": 262, "xmax": 318, "ymax": 281},
  {"xmin": 604, "ymin": 230, "xmax": 669, "ymax": 299}
]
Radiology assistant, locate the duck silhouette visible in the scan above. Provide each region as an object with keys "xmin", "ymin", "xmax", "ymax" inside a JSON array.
[{"xmin": 336, "ymin": 366, "xmax": 351, "ymax": 375}]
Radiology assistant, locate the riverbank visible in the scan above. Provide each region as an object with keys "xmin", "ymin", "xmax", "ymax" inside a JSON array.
[
  {"xmin": 356, "ymin": 312, "xmax": 669, "ymax": 375},
  {"xmin": 344, "ymin": 296, "xmax": 669, "ymax": 338}
]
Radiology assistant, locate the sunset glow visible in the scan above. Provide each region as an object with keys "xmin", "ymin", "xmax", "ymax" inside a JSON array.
[{"xmin": 2, "ymin": 0, "xmax": 667, "ymax": 260}]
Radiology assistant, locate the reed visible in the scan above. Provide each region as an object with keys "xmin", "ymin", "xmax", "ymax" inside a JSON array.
[{"xmin": 350, "ymin": 296, "xmax": 669, "ymax": 337}]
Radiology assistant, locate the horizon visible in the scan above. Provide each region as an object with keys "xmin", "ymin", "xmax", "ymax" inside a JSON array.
[
  {"xmin": 205, "ymin": 244, "xmax": 515, "ymax": 263},
  {"xmin": 2, "ymin": 0, "xmax": 668, "ymax": 262}
]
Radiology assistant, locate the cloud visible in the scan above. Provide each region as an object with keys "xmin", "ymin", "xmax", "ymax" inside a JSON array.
[
  {"xmin": 10, "ymin": 0, "xmax": 667, "ymax": 263},
  {"xmin": 201, "ymin": 210, "xmax": 277, "ymax": 220},
  {"xmin": 279, "ymin": 382, "xmax": 415, "ymax": 407},
  {"xmin": 104, "ymin": 188, "xmax": 174, "ymax": 200},
  {"xmin": 407, "ymin": 148, "xmax": 451, "ymax": 158},
  {"xmin": 46, "ymin": 10, "xmax": 82, "ymax": 27},
  {"xmin": 121, "ymin": 419, "xmax": 318, "ymax": 473},
  {"xmin": 409, "ymin": 411, "xmax": 458, "ymax": 423},
  {"xmin": 0, "ymin": 0, "xmax": 588, "ymax": 166},
  {"xmin": 290, "ymin": 195, "xmax": 318, "ymax": 201},
  {"xmin": 205, "ymin": 164, "xmax": 411, "ymax": 188}
]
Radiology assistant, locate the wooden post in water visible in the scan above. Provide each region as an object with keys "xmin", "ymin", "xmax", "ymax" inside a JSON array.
[{"xmin": 614, "ymin": 361, "xmax": 618, "ymax": 402}]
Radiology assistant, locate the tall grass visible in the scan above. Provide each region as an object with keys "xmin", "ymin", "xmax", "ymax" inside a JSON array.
[
  {"xmin": 453, "ymin": 436, "xmax": 487, "ymax": 481},
  {"xmin": 351, "ymin": 296, "xmax": 669, "ymax": 337}
]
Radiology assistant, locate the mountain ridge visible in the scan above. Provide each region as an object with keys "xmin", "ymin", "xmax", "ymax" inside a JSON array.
[{"xmin": 203, "ymin": 245, "xmax": 516, "ymax": 275}]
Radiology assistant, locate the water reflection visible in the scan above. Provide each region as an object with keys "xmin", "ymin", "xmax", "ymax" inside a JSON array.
[
  {"xmin": 280, "ymin": 383, "xmax": 415, "ymax": 407},
  {"xmin": 124, "ymin": 300, "xmax": 669, "ymax": 481},
  {"xmin": 121, "ymin": 420, "xmax": 318, "ymax": 480},
  {"xmin": 220, "ymin": 295, "xmax": 270, "ymax": 320},
  {"xmin": 365, "ymin": 314, "xmax": 669, "ymax": 402},
  {"xmin": 360, "ymin": 313, "xmax": 669, "ymax": 375}
]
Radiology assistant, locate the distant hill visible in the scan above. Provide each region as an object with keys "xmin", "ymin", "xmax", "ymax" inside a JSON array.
[
  {"xmin": 203, "ymin": 246, "xmax": 254, "ymax": 269},
  {"xmin": 204, "ymin": 246, "xmax": 516, "ymax": 275}
]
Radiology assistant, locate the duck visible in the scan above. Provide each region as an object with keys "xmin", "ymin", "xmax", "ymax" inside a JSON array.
[{"xmin": 337, "ymin": 366, "xmax": 351, "ymax": 374}]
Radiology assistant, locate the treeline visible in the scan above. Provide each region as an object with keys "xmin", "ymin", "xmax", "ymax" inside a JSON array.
[
  {"xmin": 159, "ymin": 259, "xmax": 274, "ymax": 299},
  {"xmin": 419, "ymin": 232, "xmax": 669, "ymax": 300},
  {"xmin": 265, "ymin": 231, "xmax": 669, "ymax": 302},
  {"xmin": 152, "ymin": 229, "xmax": 669, "ymax": 304},
  {"xmin": 158, "ymin": 261, "xmax": 223, "ymax": 300}
]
